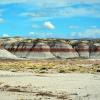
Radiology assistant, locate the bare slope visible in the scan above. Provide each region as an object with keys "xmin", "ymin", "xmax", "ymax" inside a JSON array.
[{"xmin": 0, "ymin": 49, "xmax": 18, "ymax": 59}]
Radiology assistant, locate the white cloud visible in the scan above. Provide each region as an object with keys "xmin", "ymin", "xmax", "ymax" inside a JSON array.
[
  {"xmin": 0, "ymin": 0, "xmax": 99, "ymax": 5},
  {"xmin": 89, "ymin": 26, "xmax": 97, "ymax": 28},
  {"xmin": 28, "ymin": 32, "xmax": 53, "ymax": 38},
  {"xmin": 28, "ymin": 32, "xmax": 35, "ymax": 35},
  {"xmin": 2, "ymin": 34, "xmax": 9, "ymax": 37},
  {"xmin": 69, "ymin": 25, "xmax": 79, "ymax": 29},
  {"xmin": 0, "ymin": 0, "xmax": 100, "ymax": 9},
  {"xmin": 32, "ymin": 24, "xmax": 40, "ymax": 29},
  {"xmin": 20, "ymin": 5, "xmax": 100, "ymax": 19},
  {"xmin": 70, "ymin": 28, "xmax": 100, "ymax": 38},
  {"xmin": 1, "ymin": 0, "xmax": 100, "ymax": 20},
  {"xmin": 20, "ymin": 12, "xmax": 53, "ymax": 21},
  {"xmin": 20, "ymin": 12, "xmax": 44, "ymax": 17},
  {"xmin": 0, "ymin": 18, "xmax": 4, "ymax": 23},
  {"xmin": 0, "ymin": 0, "xmax": 27, "ymax": 4},
  {"xmin": 23, "ymin": 0, "xmax": 100, "ymax": 8},
  {"xmin": 55, "ymin": 7, "xmax": 100, "ymax": 18},
  {"xmin": 44, "ymin": 21, "xmax": 55, "ymax": 29}
]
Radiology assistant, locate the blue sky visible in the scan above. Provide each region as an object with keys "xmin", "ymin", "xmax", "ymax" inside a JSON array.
[{"xmin": 0, "ymin": 0, "xmax": 100, "ymax": 39}]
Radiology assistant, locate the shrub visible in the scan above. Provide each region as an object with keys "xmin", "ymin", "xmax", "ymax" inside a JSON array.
[{"xmin": 59, "ymin": 69, "xmax": 66, "ymax": 73}]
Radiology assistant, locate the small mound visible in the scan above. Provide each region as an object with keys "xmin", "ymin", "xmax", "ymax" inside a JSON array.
[
  {"xmin": 90, "ymin": 43, "xmax": 100, "ymax": 59},
  {"xmin": 0, "ymin": 49, "xmax": 18, "ymax": 59},
  {"xmin": 75, "ymin": 43, "xmax": 89, "ymax": 58},
  {"xmin": 51, "ymin": 42, "xmax": 78, "ymax": 58},
  {"xmin": 27, "ymin": 42, "xmax": 55, "ymax": 59}
]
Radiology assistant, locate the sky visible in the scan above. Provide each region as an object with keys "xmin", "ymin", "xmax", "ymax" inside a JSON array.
[{"xmin": 0, "ymin": 0, "xmax": 100, "ymax": 39}]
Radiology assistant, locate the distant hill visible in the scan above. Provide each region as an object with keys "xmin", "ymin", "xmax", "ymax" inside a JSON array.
[{"xmin": 0, "ymin": 38, "xmax": 100, "ymax": 59}]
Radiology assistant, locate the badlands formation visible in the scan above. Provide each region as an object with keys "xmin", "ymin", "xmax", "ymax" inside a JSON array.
[
  {"xmin": 1, "ymin": 38, "xmax": 100, "ymax": 59},
  {"xmin": 0, "ymin": 38, "xmax": 100, "ymax": 100}
]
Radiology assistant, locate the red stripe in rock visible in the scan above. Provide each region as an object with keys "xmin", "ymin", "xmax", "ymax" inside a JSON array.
[{"xmin": 6, "ymin": 48, "xmax": 93, "ymax": 52}]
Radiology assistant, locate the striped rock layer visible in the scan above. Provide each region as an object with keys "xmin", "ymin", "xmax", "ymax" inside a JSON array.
[{"xmin": 2, "ymin": 41, "xmax": 100, "ymax": 59}]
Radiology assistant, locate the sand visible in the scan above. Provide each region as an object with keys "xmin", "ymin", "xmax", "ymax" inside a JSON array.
[{"xmin": 0, "ymin": 71, "xmax": 100, "ymax": 100}]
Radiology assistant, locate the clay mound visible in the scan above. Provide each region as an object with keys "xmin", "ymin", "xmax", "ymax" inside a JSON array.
[
  {"xmin": 75, "ymin": 43, "xmax": 89, "ymax": 58},
  {"xmin": 90, "ymin": 43, "xmax": 100, "ymax": 59},
  {"xmin": 50, "ymin": 42, "xmax": 79, "ymax": 58},
  {"xmin": 14, "ymin": 42, "xmax": 33, "ymax": 58},
  {"xmin": 0, "ymin": 49, "xmax": 18, "ymax": 59},
  {"xmin": 27, "ymin": 42, "xmax": 55, "ymax": 59}
]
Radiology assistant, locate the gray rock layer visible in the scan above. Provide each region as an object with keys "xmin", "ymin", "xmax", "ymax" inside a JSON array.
[{"xmin": 0, "ymin": 49, "xmax": 18, "ymax": 59}]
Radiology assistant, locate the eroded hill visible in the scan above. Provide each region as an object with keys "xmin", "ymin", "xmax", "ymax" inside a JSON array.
[{"xmin": 1, "ymin": 38, "xmax": 100, "ymax": 59}]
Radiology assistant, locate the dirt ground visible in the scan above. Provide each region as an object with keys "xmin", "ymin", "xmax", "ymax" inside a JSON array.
[
  {"xmin": 0, "ymin": 59, "xmax": 100, "ymax": 100},
  {"xmin": 0, "ymin": 71, "xmax": 100, "ymax": 100}
]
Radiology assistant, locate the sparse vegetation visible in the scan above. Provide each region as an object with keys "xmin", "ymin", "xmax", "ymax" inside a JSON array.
[
  {"xmin": 0, "ymin": 59, "xmax": 99, "ymax": 73},
  {"xmin": 0, "ymin": 84, "xmax": 70, "ymax": 100},
  {"xmin": 58, "ymin": 69, "xmax": 66, "ymax": 73}
]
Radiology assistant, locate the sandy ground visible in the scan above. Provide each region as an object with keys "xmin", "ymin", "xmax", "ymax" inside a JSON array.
[{"xmin": 0, "ymin": 71, "xmax": 100, "ymax": 100}]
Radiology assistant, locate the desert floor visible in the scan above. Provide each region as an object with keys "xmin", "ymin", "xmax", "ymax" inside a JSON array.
[
  {"xmin": 0, "ymin": 59, "xmax": 100, "ymax": 100},
  {"xmin": 0, "ymin": 59, "xmax": 100, "ymax": 73}
]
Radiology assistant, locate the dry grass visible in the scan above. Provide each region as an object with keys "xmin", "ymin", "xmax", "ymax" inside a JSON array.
[{"xmin": 0, "ymin": 59, "xmax": 99, "ymax": 73}]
